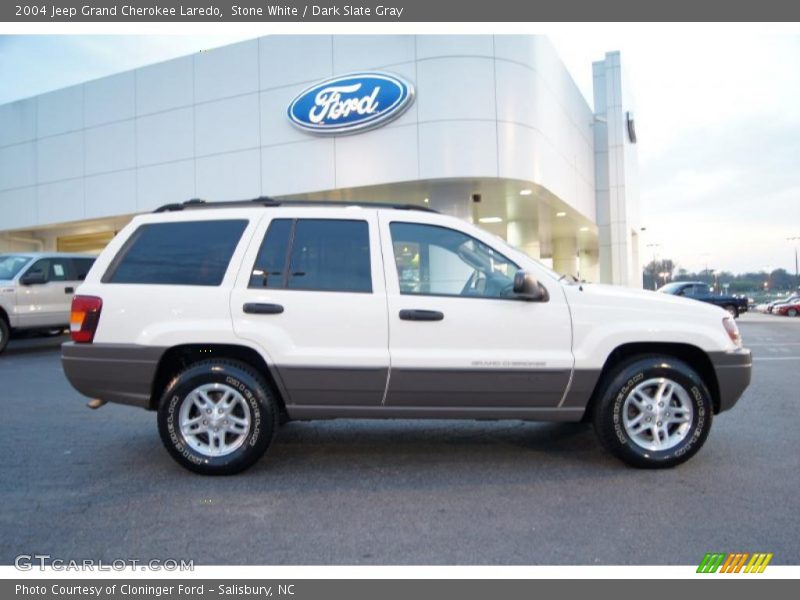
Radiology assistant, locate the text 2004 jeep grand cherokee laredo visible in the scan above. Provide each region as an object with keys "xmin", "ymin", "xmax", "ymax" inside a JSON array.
[{"xmin": 61, "ymin": 199, "xmax": 752, "ymax": 475}]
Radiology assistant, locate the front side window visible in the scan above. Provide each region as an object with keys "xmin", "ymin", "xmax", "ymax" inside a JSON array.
[
  {"xmin": 105, "ymin": 220, "xmax": 248, "ymax": 286},
  {"xmin": 389, "ymin": 222, "xmax": 520, "ymax": 299},
  {"xmin": 25, "ymin": 258, "xmax": 71, "ymax": 282},
  {"xmin": 249, "ymin": 218, "xmax": 372, "ymax": 293}
]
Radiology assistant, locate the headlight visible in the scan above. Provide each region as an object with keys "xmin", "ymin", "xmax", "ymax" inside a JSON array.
[{"xmin": 722, "ymin": 316, "xmax": 742, "ymax": 348}]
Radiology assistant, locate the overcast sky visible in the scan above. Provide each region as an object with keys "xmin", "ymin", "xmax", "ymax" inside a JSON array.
[{"xmin": 0, "ymin": 31, "xmax": 798, "ymax": 274}]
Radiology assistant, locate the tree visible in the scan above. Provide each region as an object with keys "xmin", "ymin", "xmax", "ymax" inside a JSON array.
[{"xmin": 642, "ymin": 259, "xmax": 675, "ymax": 290}]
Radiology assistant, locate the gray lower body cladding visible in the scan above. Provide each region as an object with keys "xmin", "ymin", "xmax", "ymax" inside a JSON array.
[
  {"xmin": 61, "ymin": 343, "xmax": 752, "ymax": 419},
  {"xmin": 61, "ymin": 342, "xmax": 164, "ymax": 409},
  {"xmin": 708, "ymin": 349, "xmax": 752, "ymax": 412},
  {"xmin": 60, "ymin": 343, "xmax": 593, "ymax": 420}
]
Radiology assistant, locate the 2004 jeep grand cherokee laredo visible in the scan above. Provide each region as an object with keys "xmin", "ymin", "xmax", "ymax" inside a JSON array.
[{"xmin": 61, "ymin": 198, "xmax": 751, "ymax": 475}]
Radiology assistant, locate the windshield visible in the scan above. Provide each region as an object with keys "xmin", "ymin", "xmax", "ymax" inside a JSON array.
[
  {"xmin": 657, "ymin": 282, "xmax": 685, "ymax": 294},
  {"xmin": 0, "ymin": 255, "xmax": 31, "ymax": 280}
]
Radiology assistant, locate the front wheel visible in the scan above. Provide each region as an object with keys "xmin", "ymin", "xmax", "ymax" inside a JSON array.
[
  {"xmin": 724, "ymin": 305, "xmax": 739, "ymax": 318},
  {"xmin": 0, "ymin": 318, "xmax": 9, "ymax": 355},
  {"xmin": 157, "ymin": 359, "xmax": 278, "ymax": 475},
  {"xmin": 788, "ymin": 308, "xmax": 798, "ymax": 317},
  {"xmin": 593, "ymin": 356, "xmax": 713, "ymax": 468}
]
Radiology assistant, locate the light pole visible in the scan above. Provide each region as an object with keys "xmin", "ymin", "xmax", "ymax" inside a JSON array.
[{"xmin": 788, "ymin": 236, "xmax": 800, "ymax": 290}]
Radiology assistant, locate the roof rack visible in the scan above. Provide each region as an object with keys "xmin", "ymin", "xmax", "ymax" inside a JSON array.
[{"xmin": 153, "ymin": 197, "xmax": 438, "ymax": 213}]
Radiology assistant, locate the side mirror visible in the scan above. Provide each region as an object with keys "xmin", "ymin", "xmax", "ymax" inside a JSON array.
[
  {"xmin": 513, "ymin": 270, "xmax": 547, "ymax": 301},
  {"xmin": 20, "ymin": 271, "xmax": 47, "ymax": 286}
]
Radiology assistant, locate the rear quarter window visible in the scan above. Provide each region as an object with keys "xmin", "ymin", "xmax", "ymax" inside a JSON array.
[{"xmin": 104, "ymin": 220, "xmax": 248, "ymax": 286}]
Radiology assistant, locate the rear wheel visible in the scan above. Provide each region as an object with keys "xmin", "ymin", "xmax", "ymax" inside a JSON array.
[
  {"xmin": 0, "ymin": 318, "xmax": 9, "ymax": 355},
  {"xmin": 788, "ymin": 308, "xmax": 798, "ymax": 317},
  {"xmin": 157, "ymin": 359, "xmax": 278, "ymax": 475},
  {"xmin": 593, "ymin": 355, "xmax": 713, "ymax": 468}
]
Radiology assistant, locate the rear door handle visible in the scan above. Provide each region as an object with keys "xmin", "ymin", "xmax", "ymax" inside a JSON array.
[
  {"xmin": 399, "ymin": 309, "xmax": 444, "ymax": 321},
  {"xmin": 243, "ymin": 302, "xmax": 284, "ymax": 315},
  {"xmin": 65, "ymin": 287, "xmax": 74, "ymax": 294}
]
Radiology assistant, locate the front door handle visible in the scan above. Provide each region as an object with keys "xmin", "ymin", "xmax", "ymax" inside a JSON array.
[
  {"xmin": 65, "ymin": 287, "xmax": 74, "ymax": 294},
  {"xmin": 243, "ymin": 303, "xmax": 284, "ymax": 315},
  {"xmin": 399, "ymin": 309, "xmax": 444, "ymax": 321}
]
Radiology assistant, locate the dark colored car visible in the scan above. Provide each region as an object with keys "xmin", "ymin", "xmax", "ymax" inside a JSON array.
[{"xmin": 657, "ymin": 281, "xmax": 748, "ymax": 318}]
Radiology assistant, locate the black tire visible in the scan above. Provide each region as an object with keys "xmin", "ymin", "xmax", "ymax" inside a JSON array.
[
  {"xmin": 724, "ymin": 305, "xmax": 739, "ymax": 319},
  {"xmin": 0, "ymin": 317, "xmax": 9, "ymax": 355},
  {"xmin": 788, "ymin": 308, "xmax": 798, "ymax": 317},
  {"xmin": 157, "ymin": 359, "xmax": 278, "ymax": 475},
  {"xmin": 593, "ymin": 355, "xmax": 713, "ymax": 469}
]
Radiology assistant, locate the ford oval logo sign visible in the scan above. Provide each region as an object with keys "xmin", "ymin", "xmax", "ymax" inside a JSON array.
[{"xmin": 288, "ymin": 72, "xmax": 415, "ymax": 135}]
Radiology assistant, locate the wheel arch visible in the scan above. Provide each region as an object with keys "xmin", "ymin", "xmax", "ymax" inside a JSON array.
[
  {"xmin": 583, "ymin": 342, "xmax": 721, "ymax": 419},
  {"xmin": 149, "ymin": 343, "xmax": 288, "ymax": 414}
]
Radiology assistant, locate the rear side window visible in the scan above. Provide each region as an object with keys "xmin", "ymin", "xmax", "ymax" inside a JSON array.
[
  {"xmin": 249, "ymin": 219, "xmax": 292, "ymax": 289},
  {"xmin": 105, "ymin": 220, "xmax": 247, "ymax": 286},
  {"xmin": 72, "ymin": 258, "xmax": 95, "ymax": 281},
  {"xmin": 249, "ymin": 218, "xmax": 371, "ymax": 293}
]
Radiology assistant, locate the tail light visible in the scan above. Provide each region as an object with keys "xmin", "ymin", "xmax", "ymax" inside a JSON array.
[
  {"xmin": 70, "ymin": 296, "xmax": 103, "ymax": 343},
  {"xmin": 722, "ymin": 316, "xmax": 742, "ymax": 348}
]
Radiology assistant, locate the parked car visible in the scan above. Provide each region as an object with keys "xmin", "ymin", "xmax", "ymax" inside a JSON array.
[
  {"xmin": 61, "ymin": 199, "xmax": 751, "ymax": 474},
  {"xmin": 657, "ymin": 281, "xmax": 748, "ymax": 318},
  {"xmin": 774, "ymin": 301, "xmax": 800, "ymax": 317},
  {"xmin": 767, "ymin": 294, "xmax": 800, "ymax": 314},
  {"xmin": 0, "ymin": 253, "xmax": 96, "ymax": 354}
]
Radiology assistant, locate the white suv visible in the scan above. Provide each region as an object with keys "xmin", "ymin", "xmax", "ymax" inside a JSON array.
[
  {"xmin": 62, "ymin": 199, "xmax": 751, "ymax": 474},
  {"xmin": 0, "ymin": 253, "xmax": 96, "ymax": 354}
]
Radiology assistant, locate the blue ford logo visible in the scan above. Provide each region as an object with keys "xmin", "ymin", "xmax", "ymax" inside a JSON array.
[{"xmin": 288, "ymin": 72, "xmax": 415, "ymax": 134}]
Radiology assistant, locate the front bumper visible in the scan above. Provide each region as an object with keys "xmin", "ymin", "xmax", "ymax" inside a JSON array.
[
  {"xmin": 708, "ymin": 348, "xmax": 752, "ymax": 412},
  {"xmin": 61, "ymin": 342, "xmax": 166, "ymax": 409}
]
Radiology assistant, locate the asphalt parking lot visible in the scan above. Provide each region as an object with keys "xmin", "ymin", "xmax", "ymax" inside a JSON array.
[{"xmin": 1, "ymin": 312, "xmax": 798, "ymax": 566}]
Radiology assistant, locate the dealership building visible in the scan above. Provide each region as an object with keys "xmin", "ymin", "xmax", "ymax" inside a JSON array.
[{"xmin": 0, "ymin": 35, "xmax": 641, "ymax": 286}]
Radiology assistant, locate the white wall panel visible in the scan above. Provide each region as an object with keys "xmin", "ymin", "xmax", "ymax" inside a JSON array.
[
  {"xmin": 335, "ymin": 124, "xmax": 418, "ymax": 188},
  {"xmin": 259, "ymin": 35, "xmax": 333, "ymax": 89},
  {"xmin": 136, "ymin": 107, "xmax": 193, "ymax": 167},
  {"xmin": 419, "ymin": 121, "xmax": 497, "ymax": 179},
  {"xmin": 37, "ymin": 85, "xmax": 83, "ymax": 137},
  {"xmin": 333, "ymin": 35, "xmax": 415, "ymax": 72},
  {"xmin": 0, "ymin": 142, "xmax": 36, "ymax": 190},
  {"xmin": 136, "ymin": 159, "xmax": 195, "ymax": 212},
  {"xmin": 195, "ymin": 93, "xmax": 260, "ymax": 157},
  {"xmin": 0, "ymin": 99, "xmax": 36, "ymax": 147},
  {"xmin": 0, "ymin": 187, "xmax": 37, "ymax": 229},
  {"xmin": 196, "ymin": 149, "xmax": 261, "ymax": 201},
  {"xmin": 262, "ymin": 140, "xmax": 335, "ymax": 196},
  {"xmin": 85, "ymin": 121, "xmax": 136, "ymax": 175},
  {"xmin": 417, "ymin": 57, "xmax": 495, "ymax": 122},
  {"xmin": 195, "ymin": 39, "xmax": 258, "ymax": 104},
  {"xmin": 136, "ymin": 55, "xmax": 194, "ymax": 115},
  {"xmin": 85, "ymin": 170, "xmax": 136, "ymax": 219},
  {"xmin": 84, "ymin": 71, "xmax": 135, "ymax": 128},
  {"xmin": 37, "ymin": 179, "xmax": 84, "ymax": 225},
  {"xmin": 416, "ymin": 35, "xmax": 494, "ymax": 59},
  {"xmin": 37, "ymin": 132, "xmax": 83, "ymax": 183}
]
